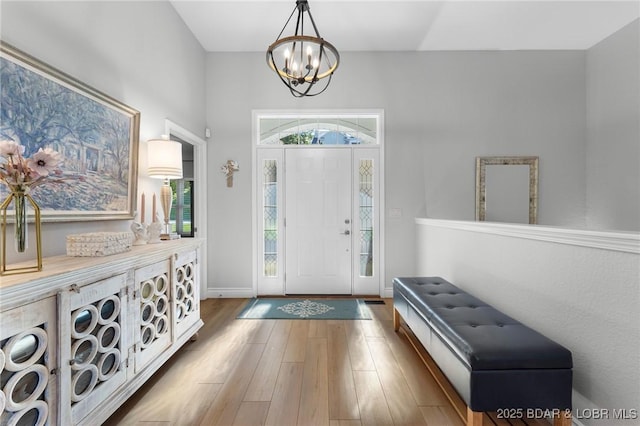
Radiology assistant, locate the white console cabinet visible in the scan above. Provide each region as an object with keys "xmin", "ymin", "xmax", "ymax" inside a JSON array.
[{"xmin": 0, "ymin": 239, "xmax": 204, "ymax": 426}]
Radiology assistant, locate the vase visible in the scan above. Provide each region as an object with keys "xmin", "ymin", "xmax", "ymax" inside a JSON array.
[
  {"xmin": 1, "ymin": 190, "xmax": 43, "ymax": 274},
  {"xmin": 13, "ymin": 191, "xmax": 28, "ymax": 252}
]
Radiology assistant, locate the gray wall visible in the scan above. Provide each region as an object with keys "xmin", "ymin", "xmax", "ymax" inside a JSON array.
[
  {"xmin": 416, "ymin": 220, "xmax": 639, "ymax": 426},
  {"xmin": 206, "ymin": 50, "xmax": 587, "ymax": 294},
  {"xmin": 0, "ymin": 1, "xmax": 207, "ymax": 263},
  {"xmin": 2, "ymin": 2, "xmax": 637, "ymax": 296},
  {"xmin": 586, "ymin": 19, "xmax": 640, "ymax": 231}
]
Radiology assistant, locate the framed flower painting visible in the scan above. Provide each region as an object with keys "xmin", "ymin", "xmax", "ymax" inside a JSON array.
[{"xmin": 0, "ymin": 41, "xmax": 140, "ymax": 222}]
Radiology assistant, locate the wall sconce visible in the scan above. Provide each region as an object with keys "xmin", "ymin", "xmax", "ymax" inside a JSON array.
[
  {"xmin": 147, "ymin": 136, "xmax": 183, "ymax": 239},
  {"xmin": 221, "ymin": 160, "xmax": 239, "ymax": 187}
]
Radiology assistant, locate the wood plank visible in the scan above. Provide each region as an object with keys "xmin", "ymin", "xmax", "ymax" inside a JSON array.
[
  {"xmin": 367, "ymin": 339, "xmax": 427, "ymax": 425},
  {"xmin": 264, "ymin": 362, "xmax": 304, "ymax": 426},
  {"xmin": 309, "ymin": 319, "xmax": 328, "ymax": 338},
  {"xmin": 439, "ymin": 406, "xmax": 466, "ymax": 426},
  {"xmin": 344, "ymin": 321, "xmax": 376, "ymax": 371},
  {"xmin": 186, "ymin": 321, "xmax": 256, "ymax": 384},
  {"xmin": 245, "ymin": 318, "xmax": 277, "ymax": 344},
  {"xmin": 232, "ymin": 401, "xmax": 270, "ymax": 425},
  {"xmin": 298, "ymin": 337, "xmax": 330, "ymax": 426},
  {"xmin": 398, "ymin": 325, "xmax": 467, "ymax": 423},
  {"xmin": 330, "ymin": 421, "xmax": 363, "ymax": 426},
  {"xmin": 327, "ymin": 320, "xmax": 360, "ymax": 421},
  {"xmin": 420, "ymin": 406, "xmax": 467, "ymax": 426},
  {"xmin": 378, "ymin": 314, "xmax": 450, "ymax": 407},
  {"xmin": 360, "ymin": 313, "xmax": 385, "ymax": 338},
  {"xmin": 244, "ymin": 320, "xmax": 292, "ymax": 401},
  {"xmin": 352, "ymin": 370, "xmax": 394, "ymax": 425},
  {"xmin": 467, "ymin": 407, "xmax": 484, "ymax": 426},
  {"xmin": 197, "ymin": 343, "xmax": 265, "ymax": 426},
  {"xmin": 283, "ymin": 320, "xmax": 310, "ymax": 362}
]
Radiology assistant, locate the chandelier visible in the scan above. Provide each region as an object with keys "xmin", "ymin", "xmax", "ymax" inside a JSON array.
[{"xmin": 266, "ymin": 0, "xmax": 340, "ymax": 97}]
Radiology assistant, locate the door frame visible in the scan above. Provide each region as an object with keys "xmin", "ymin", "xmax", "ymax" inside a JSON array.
[
  {"xmin": 252, "ymin": 110, "xmax": 385, "ymax": 296},
  {"xmin": 165, "ymin": 119, "xmax": 208, "ymax": 298}
]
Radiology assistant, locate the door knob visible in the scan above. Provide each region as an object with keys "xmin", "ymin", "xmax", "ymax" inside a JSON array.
[{"xmin": 341, "ymin": 230, "xmax": 351, "ymax": 235}]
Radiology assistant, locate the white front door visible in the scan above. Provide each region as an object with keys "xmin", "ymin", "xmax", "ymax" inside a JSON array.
[{"xmin": 285, "ymin": 148, "xmax": 352, "ymax": 294}]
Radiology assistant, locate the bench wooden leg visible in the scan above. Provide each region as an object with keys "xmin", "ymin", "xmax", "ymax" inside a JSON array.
[
  {"xmin": 553, "ymin": 410, "xmax": 572, "ymax": 426},
  {"xmin": 393, "ymin": 308, "xmax": 401, "ymax": 331},
  {"xmin": 467, "ymin": 407, "xmax": 483, "ymax": 426}
]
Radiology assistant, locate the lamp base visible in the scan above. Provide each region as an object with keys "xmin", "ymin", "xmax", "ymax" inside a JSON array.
[{"xmin": 160, "ymin": 233, "xmax": 181, "ymax": 241}]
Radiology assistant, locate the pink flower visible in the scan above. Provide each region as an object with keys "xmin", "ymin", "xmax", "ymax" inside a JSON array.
[
  {"xmin": 26, "ymin": 148, "xmax": 62, "ymax": 177},
  {"xmin": 0, "ymin": 140, "xmax": 24, "ymax": 157}
]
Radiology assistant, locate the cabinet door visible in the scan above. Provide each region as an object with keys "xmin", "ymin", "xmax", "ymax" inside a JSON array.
[
  {"xmin": 58, "ymin": 273, "xmax": 129, "ymax": 425},
  {"xmin": 172, "ymin": 249, "xmax": 200, "ymax": 340},
  {"xmin": 134, "ymin": 260, "xmax": 172, "ymax": 373},
  {"xmin": 1, "ymin": 297, "xmax": 57, "ymax": 426}
]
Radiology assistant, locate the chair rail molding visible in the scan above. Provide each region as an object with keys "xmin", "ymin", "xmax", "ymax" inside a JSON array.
[{"xmin": 415, "ymin": 218, "xmax": 640, "ymax": 255}]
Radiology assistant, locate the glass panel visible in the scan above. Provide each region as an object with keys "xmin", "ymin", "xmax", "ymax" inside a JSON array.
[
  {"xmin": 15, "ymin": 407, "xmax": 40, "ymax": 426},
  {"xmin": 259, "ymin": 117, "xmax": 282, "ymax": 145},
  {"xmin": 74, "ymin": 368, "xmax": 95, "ymax": 395},
  {"xmin": 12, "ymin": 371, "xmax": 39, "ymax": 403},
  {"xmin": 100, "ymin": 300, "xmax": 115, "ymax": 321},
  {"xmin": 170, "ymin": 180, "xmax": 194, "ymax": 237},
  {"xmin": 9, "ymin": 334, "xmax": 38, "ymax": 364},
  {"xmin": 73, "ymin": 339, "xmax": 95, "ymax": 365},
  {"xmin": 263, "ymin": 160, "xmax": 278, "ymax": 277},
  {"xmin": 258, "ymin": 115, "xmax": 378, "ymax": 145},
  {"xmin": 359, "ymin": 159, "xmax": 374, "ymax": 277},
  {"xmin": 141, "ymin": 304, "xmax": 153, "ymax": 322},
  {"xmin": 100, "ymin": 353, "xmax": 116, "ymax": 376},
  {"xmin": 100, "ymin": 327, "xmax": 117, "ymax": 348},
  {"xmin": 74, "ymin": 310, "xmax": 93, "ymax": 335},
  {"xmin": 358, "ymin": 117, "xmax": 378, "ymax": 143}
]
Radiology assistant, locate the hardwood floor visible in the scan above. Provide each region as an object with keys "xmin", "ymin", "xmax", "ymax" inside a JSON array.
[{"xmin": 104, "ymin": 298, "xmax": 464, "ymax": 426}]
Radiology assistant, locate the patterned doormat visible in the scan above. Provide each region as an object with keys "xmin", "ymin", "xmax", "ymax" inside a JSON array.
[{"xmin": 236, "ymin": 298, "xmax": 372, "ymax": 320}]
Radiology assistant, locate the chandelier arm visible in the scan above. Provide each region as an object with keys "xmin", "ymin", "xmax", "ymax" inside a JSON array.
[{"xmin": 275, "ymin": 5, "xmax": 299, "ymax": 41}]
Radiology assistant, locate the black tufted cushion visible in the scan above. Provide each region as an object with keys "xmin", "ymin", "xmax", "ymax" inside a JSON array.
[{"xmin": 393, "ymin": 277, "xmax": 573, "ymax": 371}]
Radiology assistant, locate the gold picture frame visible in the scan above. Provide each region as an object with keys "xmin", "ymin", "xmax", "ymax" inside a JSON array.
[{"xmin": 0, "ymin": 41, "xmax": 140, "ymax": 222}]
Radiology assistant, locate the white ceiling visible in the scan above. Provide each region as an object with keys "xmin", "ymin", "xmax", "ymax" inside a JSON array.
[{"xmin": 170, "ymin": 0, "xmax": 639, "ymax": 53}]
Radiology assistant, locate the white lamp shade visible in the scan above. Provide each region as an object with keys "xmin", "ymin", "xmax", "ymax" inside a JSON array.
[{"xmin": 147, "ymin": 138, "xmax": 183, "ymax": 179}]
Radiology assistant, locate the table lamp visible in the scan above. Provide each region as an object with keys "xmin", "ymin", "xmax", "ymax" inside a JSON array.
[{"xmin": 147, "ymin": 136, "xmax": 183, "ymax": 239}]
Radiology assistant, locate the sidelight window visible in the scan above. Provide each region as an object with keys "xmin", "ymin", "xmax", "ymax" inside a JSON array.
[
  {"xmin": 359, "ymin": 159, "xmax": 374, "ymax": 277},
  {"xmin": 263, "ymin": 160, "xmax": 278, "ymax": 277}
]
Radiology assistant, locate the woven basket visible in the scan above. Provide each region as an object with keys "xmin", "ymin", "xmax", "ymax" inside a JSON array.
[{"xmin": 66, "ymin": 232, "xmax": 133, "ymax": 257}]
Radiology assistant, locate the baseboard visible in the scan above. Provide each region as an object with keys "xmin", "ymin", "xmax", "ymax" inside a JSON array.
[{"xmin": 204, "ymin": 288, "xmax": 255, "ymax": 298}]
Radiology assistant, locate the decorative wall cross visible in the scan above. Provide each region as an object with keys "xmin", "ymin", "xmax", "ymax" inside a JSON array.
[{"xmin": 221, "ymin": 160, "xmax": 239, "ymax": 187}]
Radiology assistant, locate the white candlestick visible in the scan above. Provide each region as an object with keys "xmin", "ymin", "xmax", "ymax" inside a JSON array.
[
  {"xmin": 152, "ymin": 193, "xmax": 157, "ymax": 222},
  {"xmin": 141, "ymin": 192, "xmax": 146, "ymax": 224}
]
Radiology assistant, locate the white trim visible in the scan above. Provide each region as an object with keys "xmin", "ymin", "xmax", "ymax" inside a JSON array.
[
  {"xmin": 204, "ymin": 288, "xmax": 255, "ymax": 299},
  {"xmin": 415, "ymin": 218, "xmax": 640, "ymax": 254},
  {"xmin": 164, "ymin": 119, "xmax": 209, "ymax": 297}
]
